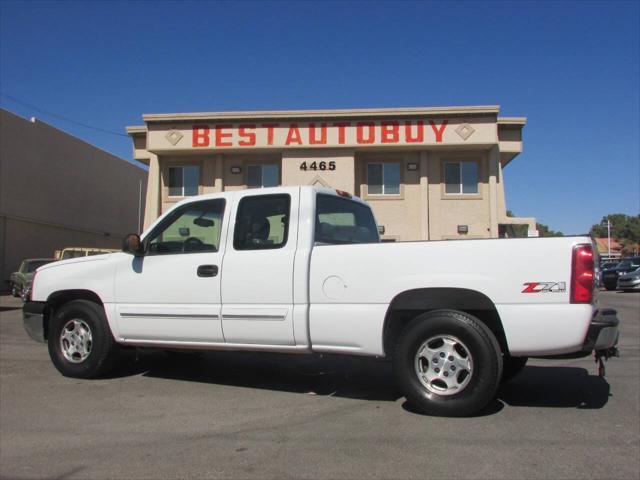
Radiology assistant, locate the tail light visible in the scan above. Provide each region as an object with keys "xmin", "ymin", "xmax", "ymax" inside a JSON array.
[{"xmin": 571, "ymin": 244, "xmax": 594, "ymax": 304}]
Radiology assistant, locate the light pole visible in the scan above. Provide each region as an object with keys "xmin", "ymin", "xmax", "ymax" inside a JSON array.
[{"xmin": 602, "ymin": 219, "xmax": 612, "ymax": 259}]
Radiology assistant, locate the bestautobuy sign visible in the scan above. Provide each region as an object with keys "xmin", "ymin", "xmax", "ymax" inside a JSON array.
[{"xmin": 148, "ymin": 118, "xmax": 496, "ymax": 151}]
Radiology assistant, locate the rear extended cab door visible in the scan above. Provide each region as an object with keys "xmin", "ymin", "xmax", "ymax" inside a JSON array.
[{"xmin": 220, "ymin": 187, "xmax": 301, "ymax": 345}]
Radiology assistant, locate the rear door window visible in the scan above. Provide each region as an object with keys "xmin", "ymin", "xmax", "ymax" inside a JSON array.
[{"xmin": 233, "ymin": 194, "xmax": 291, "ymax": 250}]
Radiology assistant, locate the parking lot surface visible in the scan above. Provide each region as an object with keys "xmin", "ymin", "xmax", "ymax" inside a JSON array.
[{"xmin": 1, "ymin": 291, "xmax": 638, "ymax": 479}]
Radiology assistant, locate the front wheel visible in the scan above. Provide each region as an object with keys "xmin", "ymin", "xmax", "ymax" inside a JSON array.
[
  {"xmin": 48, "ymin": 300, "xmax": 119, "ymax": 378},
  {"xmin": 393, "ymin": 310, "xmax": 503, "ymax": 417}
]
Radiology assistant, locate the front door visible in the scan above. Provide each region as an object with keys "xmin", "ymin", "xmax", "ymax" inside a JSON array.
[
  {"xmin": 221, "ymin": 189, "xmax": 298, "ymax": 345},
  {"xmin": 114, "ymin": 198, "xmax": 228, "ymax": 344}
]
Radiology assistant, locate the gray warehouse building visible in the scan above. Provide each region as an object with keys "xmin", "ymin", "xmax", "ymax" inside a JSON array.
[{"xmin": 0, "ymin": 108, "xmax": 147, "ymax": 286}]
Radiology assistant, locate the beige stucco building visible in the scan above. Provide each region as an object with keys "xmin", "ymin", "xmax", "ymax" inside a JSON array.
[{"xmin": 127, "ymin": 105, "xmax": 535, "ymax": 241}]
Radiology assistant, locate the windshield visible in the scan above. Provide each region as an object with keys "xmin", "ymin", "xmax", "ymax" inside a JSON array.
[{"xmin": 26, "ymin": 260, "xmax": 53, "ymax": 272}]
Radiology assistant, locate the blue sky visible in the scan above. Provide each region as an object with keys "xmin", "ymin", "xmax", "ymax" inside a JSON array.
[{"xmin": 1, "ymin": 0, "xmax": 638, "ymax": 234}]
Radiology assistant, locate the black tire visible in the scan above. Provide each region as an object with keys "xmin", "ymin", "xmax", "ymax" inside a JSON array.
[
  {"xmin": 501, "ymin": 355, "xmax": 528, "ymax": 383},
  {"xmin": 393, "ymin": 309, "xmax": 503, "ymax": 417},
  {"xmin": 48, "ymin": 300, "xmax": 119, "ymax": 378}
]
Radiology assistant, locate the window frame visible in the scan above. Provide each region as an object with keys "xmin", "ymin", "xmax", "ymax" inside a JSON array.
[
  {"xmin": 232, "ymin": 193, "xmax": 291, "ymax": 251},
  {"xmin": 167, "ymin": 164, "xmax": 201, "ymax": 198},
  {"xmin": 246, "ymin": 164, "xmax": 281, "ymax": 189},
  {"xmin": 366, "ymin": 161, "xmax": 402, "ymax": 196},
  {"xmin": 443, "ymin": 160, "xmax": 480, "ymax": 196},
  {"xmin": 143, "ymin": 198, "xmax": 226, "ymax": 256}
]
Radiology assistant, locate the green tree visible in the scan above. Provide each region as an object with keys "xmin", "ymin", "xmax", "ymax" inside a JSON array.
[
  {"xmin": 590, "ymin": 214, "xmax": 640, "ymax": 242},
  {"xmin": 590, "ymin": 214, "xmax": 640, "ymax": 255},
  {"xmin": 506, "ymin": 211, "xmax": 564, "ymax": 237},
  {"xmin": 536, "ymin": 223, "xmax": 564, "ymax": 237}
]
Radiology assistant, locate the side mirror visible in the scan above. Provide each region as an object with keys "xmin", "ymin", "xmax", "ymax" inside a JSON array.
[
  {"xmin": 377, "ymin": 225, "xmax": 385, "ymax": 235},
  {"xmin": 122, "ymin": 233, "xmax": 144, "ymax": 256}
]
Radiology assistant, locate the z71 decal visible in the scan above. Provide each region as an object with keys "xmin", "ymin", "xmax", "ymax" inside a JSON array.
[{"xmin": 522, "ymin": 282, "xmax": 566, "ymax": 293}]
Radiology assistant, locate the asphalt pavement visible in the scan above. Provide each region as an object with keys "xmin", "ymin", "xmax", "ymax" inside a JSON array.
[{"xmin": 1, "ymin": 291, "xmax": 638, "ymax": 479}]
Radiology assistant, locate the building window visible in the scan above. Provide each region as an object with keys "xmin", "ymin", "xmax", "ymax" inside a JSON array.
[
  {"xmin": 168, "ymin": 165, "xmax": 199, "ymax": 197},
  {"xmin": 367, "ymin": 163, "xmax": 400, "ymax": 195},
  {"xmin": 247, "ymin": 164, "xmax": 280, "ymax": 188},
  {"xmin": 444, "ymin": 161, "xmax": 479, "ymax": 195}
]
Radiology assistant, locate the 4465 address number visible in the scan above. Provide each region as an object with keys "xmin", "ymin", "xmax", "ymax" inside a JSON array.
[{"xmin": 300, "ymin": 161, "xmax": 336, "ymax": 171}]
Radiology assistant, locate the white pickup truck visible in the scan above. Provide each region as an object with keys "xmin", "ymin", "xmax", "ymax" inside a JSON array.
[{"xmin": 23, "ymin": 186, "xmax": 619, "ymax": 416}]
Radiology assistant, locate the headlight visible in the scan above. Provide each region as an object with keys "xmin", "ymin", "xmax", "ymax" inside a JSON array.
[{"xmin": 21, "ymin": 286, "xmax": 31, "ymax": 302}]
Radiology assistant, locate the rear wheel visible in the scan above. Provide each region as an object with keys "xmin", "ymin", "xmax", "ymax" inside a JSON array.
[
  {"xmin": 393, "ymin": 310, "xmax": 503, "ymax": 417},
  {"xmin": 48, "ymin": 300, "xmax": 119, "ymax": 378}
]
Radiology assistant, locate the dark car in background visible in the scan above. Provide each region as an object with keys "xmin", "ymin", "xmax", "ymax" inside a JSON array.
[
  {"xmin": 8, "ymin": 258, "xmax": 56, "ymax": 298},
  {"xmin": 602, "ymin": 256, "xmax": 640, "ymax": 291},
  {"xmin": 598, "ymin": 262, "xmax": 619, "ymax": 288}
]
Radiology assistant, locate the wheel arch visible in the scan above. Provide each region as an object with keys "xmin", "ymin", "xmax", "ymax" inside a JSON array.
[
  {"xmin": 382, "ymin": 287, "xmax": 509, "ymax": 357},
  {"xmin": 42, "ymin": 289, "xmax": 105, "ymax": 340}
]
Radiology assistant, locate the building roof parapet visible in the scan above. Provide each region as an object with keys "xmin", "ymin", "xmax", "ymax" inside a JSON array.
[
  {"xmin": 142, "ymin": 105, "xmax": 501, "ymax": 123},
  {"xmin": 498, "ymin": 117, "xmax": 527, "ymax": 126},
  {"xmin": 126, "ymin": 125, "xmax": 147, "ymax": 134}
]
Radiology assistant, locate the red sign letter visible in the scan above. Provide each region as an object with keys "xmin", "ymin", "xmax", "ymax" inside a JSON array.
[
  {"xmin": 215, "ymin": 124, "xmax": 233, "ymax": 147},
  {"xmin": 381, "ymin": 121, "xmax": 399, "ymax": 143},
  {"xmin": 309, "ymin": 123, "xmax": 327, "ymax": 145},
  {"xmin": 238, "ymin": 124, "xmax": 256, "ymax": 146},
  {"xmin": 405, "ymin": 121, "xmax": 424, "ymax": 143},
  {"xmin": 285, "ymin": 124, "xmax": 303, "ymax": 145},
  {"xmin": 263, "ymin": 123, "xmax": 279, "ymax": 145},
  {"xmin": 356, "ymin": 122, "xmax": 375, "ymax": 144},
  {"xmin": 429, "ymin": 120, "xmax": 448, "ymax": 143},
  {"xmin": 333, "ymin": 122, "xmax": 350, "ymax": 144},
  {"xmin": 192, "ymin": 125, "xmax": 210, "ymax": 147}
]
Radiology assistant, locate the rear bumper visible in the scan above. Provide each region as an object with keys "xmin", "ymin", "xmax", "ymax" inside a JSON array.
[
  {"xmin": 581, "ymin": 308, "xmax": 619, "ymax": 353},
  {"xmin": 23, "ymin": 301, "xmax": 47, "ymax": 343}
]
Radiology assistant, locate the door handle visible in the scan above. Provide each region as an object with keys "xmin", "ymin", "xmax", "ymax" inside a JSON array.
[{"xmin": 197, "ymin": 265, "xmax": 218, "ymax": 277}]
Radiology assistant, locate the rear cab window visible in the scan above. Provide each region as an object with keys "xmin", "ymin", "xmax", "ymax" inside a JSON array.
[{"xmin": 315, "ymin": 193, "xmax": 379, "ymax": 245}]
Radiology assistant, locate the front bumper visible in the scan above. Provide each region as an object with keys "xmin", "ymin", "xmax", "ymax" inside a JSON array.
[
  {"xmin": 582, "ymin": 308, "xmax": 619, "ymax": 353},
  {"xmin": 23, "ymin": 301, "xmax": 47, "ymax": 343}
]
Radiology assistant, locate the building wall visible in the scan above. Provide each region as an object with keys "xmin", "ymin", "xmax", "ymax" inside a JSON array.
[
  {"xmin": 0, "ymin": 109, "xmax": 147, "ymax": 284},
  {"xmin": 427, "ymin": 150, "xmax": 493, "ymax": 240},
  {"xmin": 131, "ymin": 107, "xmax": 531, "ymax": 239},
  {"xmin": 147, "ymin": 147, "xmax": 502, "ymax": 242},
  {"xmin": 354, "ymin": 151, "xmax": 423, "ymax": 241}
]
